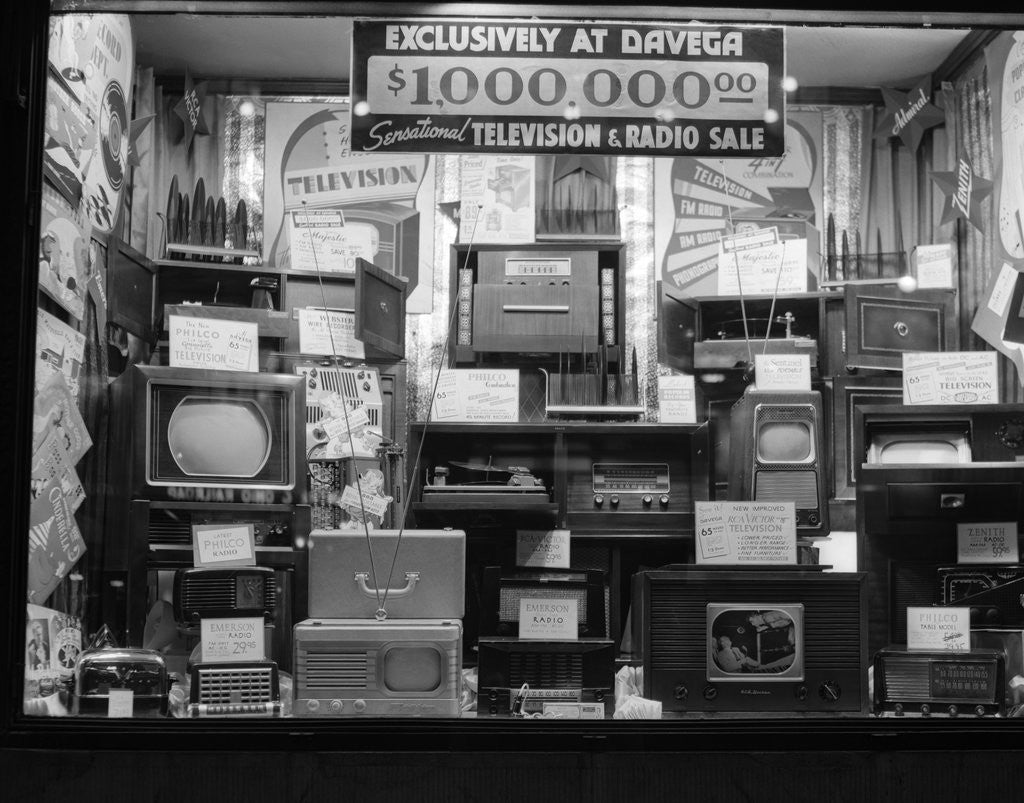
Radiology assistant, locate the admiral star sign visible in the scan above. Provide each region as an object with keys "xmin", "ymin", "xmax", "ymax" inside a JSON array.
[{"xmin": 350, "ymin": 19, "xmax": 785, "ymax": 157}]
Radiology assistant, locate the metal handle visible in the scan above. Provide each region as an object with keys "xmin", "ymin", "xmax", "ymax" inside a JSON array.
[
  {"xmin": 354, "ymin": 571, "xmax": 420, "ymax": 599},
  {"xmin": 502, "ymin": 304, "xmax": 570, "ymax": 313},
  {"xmin": 893, "ymin": 321, "xmax": 909, "ymax": 337}
]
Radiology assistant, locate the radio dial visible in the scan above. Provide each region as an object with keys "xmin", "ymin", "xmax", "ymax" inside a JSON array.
[
  {"xmin": 795, "ymin": 685, "xmax": 808, "ymax": 701},
  {"xmin": 673, "ymin": 684, "xmax": 688, "ymax": 701},
  {"xmin": 306, "ymin": 699, "xmax": 320, "ymax": 712},
  {"xmin": 594, "ymin": 494, "xmax": 604, "ymax": 508},
  {"xmin": 975, "ymin": 705, "xmax": 987, "ymax": 717},
  {"xmin": 642, "ymin": 494, "xmax": 653, "ymax": 507},
  {"xmin": 947, "ymin": 705, "xmax": 959, "ymax": 717},
  {"xmin": 894, "ymin": 703, "xmax": 905, "ymax": 717},
  {"xmin": 354, "ymin": 699, "xmax": 367, "ymax": 713},
  {"xmin": 659, "ymin": 495, "xmax": 670, "ymax": 508},
  {"xmin": 609, "ymin": 495, "xmax": 620, "ymax": 508},
  {"xmin": 330, "ymin": 699, "xmax": 343, "ymax": 714},
  {"xmin": 702, "ymin": 684, "xmax": 718, "ymax": 701},
  {"xmin": 920, "ymin": 704, "xmax": 931, "ymax": 717}
]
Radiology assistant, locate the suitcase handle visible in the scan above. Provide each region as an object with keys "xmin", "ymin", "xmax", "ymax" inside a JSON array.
[{"xmin": 354, "ymin": 571, "xmax": 420, "ymax": 599}]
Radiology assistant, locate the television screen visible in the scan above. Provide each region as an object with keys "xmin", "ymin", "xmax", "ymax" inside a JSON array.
[
  {"xmin": 148, "ymin": 380, "xmax": 296, "ymax": 489},
  {"xmin": 706, "ymin": 604, "xmax": 803, "ymax": 682},
  {"xmin": 167, "ymin": 398, "xmax": 272, "ymax": 477},
  {"xmin": 382, "ymin": 645, "xmax": 443, "ymax": 693},
  {"xmin": 756, "ymin": 420, "xmax": 813, "ymax": 463},
  {"xmin": 867, "ymin": 432, "xmax": 971, "ymax": 465}
]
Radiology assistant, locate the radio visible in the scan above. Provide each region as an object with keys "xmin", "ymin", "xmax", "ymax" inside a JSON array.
[
  {"xmin": 480, "ymin": 567, "xmax": 607, "ymax": 638},
  {"xmin": 450, "ymin": 243, "xmax": 624, "ymax": 363},
  {"xmin": 187, "ymin": 660, "xmax": 282, "ymax": 717},
  {"xmin": 634, "ymin": 568, "xmax": 867, "ymax": 714},
  {"xmin": 72, "ymin": 647, "xmax": 169, "ymax": 717},
  {"xmin": 308, "ymin": 529, "xmax": 465, "ymax": 620},
  {"xmin": 873, "ymin": 647, "xmax": 1005, "ymax": 717},
  {"xmin": 476, "ymin": 637, "xmax": 615, "ymax": 717},
  {"xmin": 294, "ymin": 362, "xmax": 384, "ymax": 457},
  {"xmin": 174, "ymin": 567, "xmax": 277, "ymax": 625},
  {"xmin": 293, "ymin": 618, "xmax": 463, "ymax": 718},
  {"xmin": 728, "ymin": 389, "xmax": 830, "ymax": 537},
  {"xmin": 341, "ymin": 203, "xmax": 420, "ymax": 294},
  {"xmin": 133, "ymin": 500, "xmax": 309, "ymax": 549},
  {"xmin": 939, "ymin": 565, "xmax": 1024, "ymax": 628}
]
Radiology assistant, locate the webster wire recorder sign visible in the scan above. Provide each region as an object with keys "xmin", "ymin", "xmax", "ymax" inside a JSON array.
[{"xmin": 350, "ymin": 19, "xmax": 785, "ymax": 157}]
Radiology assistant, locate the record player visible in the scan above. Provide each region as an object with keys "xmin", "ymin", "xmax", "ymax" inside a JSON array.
[{"xmin": 423, "ymin": 459, "xmax": 547, "ymax": 498}]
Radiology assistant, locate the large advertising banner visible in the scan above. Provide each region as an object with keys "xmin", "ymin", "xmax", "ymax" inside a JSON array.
[
  {"xmin": 654, "ymin": 110, "xmax": 823, "ymax": 297},
  {"xmin": 974, "ymin": 32, "xmax": 1024, "ymax": 384},
  {"xmin": 350, "ymin": 19, "xmax": 785, "ymax": 157},
  {"xmin": 264, "ymin": 101, "xmax": 436, "ymax": 313},
  {"xmin": 46, "ymin": 14, "xmax": 134, "ymax": 234}
]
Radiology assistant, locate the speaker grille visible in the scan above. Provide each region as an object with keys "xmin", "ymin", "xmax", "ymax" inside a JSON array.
[
  {"xmin": 755, "ymin": 471, "xmax": 819, "ymax": 507},
  {"xmin": 298, "ymin": 651, "xmax": 368, "ymax": 689},
  {"xmin": 196, "ymin": 665, "xmax": 275, "ymax": 704},
  {"xmin": 508, "ymin": 652, "xmax": 583, "ymax": 687}
]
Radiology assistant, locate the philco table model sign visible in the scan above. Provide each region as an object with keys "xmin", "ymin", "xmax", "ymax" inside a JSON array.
[{"xmin": 350, "ymin": 19, "xmax": 785, "ymax": 157}]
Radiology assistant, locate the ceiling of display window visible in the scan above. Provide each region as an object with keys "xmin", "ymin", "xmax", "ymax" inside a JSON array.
[{"xmin": 131, "ymin": 15, "xmax": 972, "ymax": 90}]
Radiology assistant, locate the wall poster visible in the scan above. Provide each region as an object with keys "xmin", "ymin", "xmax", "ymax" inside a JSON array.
[{"xmin": 263, "ymin": 100, "xmax": 436, "ymax": 313}]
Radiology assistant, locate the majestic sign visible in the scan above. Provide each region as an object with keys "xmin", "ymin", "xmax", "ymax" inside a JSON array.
[{"xmin": 351, "ymin": 19, "xmax": 785, "ymax": 157}]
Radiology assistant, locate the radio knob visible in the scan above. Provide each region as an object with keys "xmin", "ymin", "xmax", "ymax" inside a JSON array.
[
  {"xmin": 659, "ymin": 495, "xmax": 670, "ymax": 508},
  {"xmin": 674, "ymin": 685, "xmax": 688, "ymax": 701},
  {"xmin": 354, "ymin": 699, "xmax": 366, "ymax": 713},
  {"xmin": 948, "ymin": 705, "xmax": 959, "ymax": 718},
  {"xmin": 818, "ymin": 681, "xmax": 841, "ymax": 702},
  {"xmin": 795, "ymin": 685, "xmax": 808, "ymax": 701},
  {"xmin": 594, "ymin": 494, "xmax": 604, "ymax": 508},
  {"xmin": 894, "ymin": 704, "xmax": 904, "ymax": 717},
  {"xmin": 702, "ymin": 684, "xmax": 718, "ymax": 701},
  {"xmin": 306, "ymin": 699, "xmax": 320, "ymax": 712},
  {"xmin": 610, "ymin": 495, "xmax": 620, "ymax": 508},
  {"xmin": 642, "ymin": 494, "xmax": 653, "ymax": 507},
  {"xmin": 975, "ymin": 705, "xmax": 987, "ymax": 717},
  {"xmin": 330, "ymin": 699, "xmax": 343, "ymax": 714},
  {"xmin": 920, "ymin": 704, "xmax": 931, "ymax": 717},
  {"xmin": 808, "ymin": 513, "xmax": 820, "ymax": 526}
]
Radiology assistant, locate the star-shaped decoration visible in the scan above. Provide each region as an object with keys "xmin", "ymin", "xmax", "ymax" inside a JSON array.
[
  {"xmin": 172, "ymin": 69, "xmax": 211, "ymax": 151},
  {"xmin": 931, "ymin": 151, "xmax": 993, "ymax": 232},
  {"xmin": 874, "ymin": 75, "xmax": 945, "ymax": 152},
  {"xmin": 126, "ymin": 114, "xmax": 155, "ymax": 168},
  {"xmin": 552, "ymin": 154, "xmax": 611, "ymax": 183}
]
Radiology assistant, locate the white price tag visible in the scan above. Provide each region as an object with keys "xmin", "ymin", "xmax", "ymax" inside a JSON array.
[
  {"xmin": 200, "ymin": 617, "xmax": 266, "ymax": 663},
  {"xmin": 907, "ymin": 607, "xmax": 970, "ymax": 652},
  {"xmin": 519, "ymin": 598, "xmax": 578, "ymax": 641}
]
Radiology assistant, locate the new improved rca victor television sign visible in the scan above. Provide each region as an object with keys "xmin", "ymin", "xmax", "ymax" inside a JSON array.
[{"xmin": 350, "ymin": 19, "xmax": 785, "ymax": 157}]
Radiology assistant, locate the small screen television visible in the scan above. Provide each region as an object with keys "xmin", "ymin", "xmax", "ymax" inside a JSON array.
[
  {"xmin": 866, "ymin": 431, "xmax": 971, "ymax": 465},
  {"xmin": 728, "ymin": 389, "xmax": 829, "ymax": 536},
  {"xmin": 292, "ymin": 618, "xmax": 462, "ymax": 718},
  {"xmin": 109, "ymin": 365, "xmax": 306, "ymax": 503},
  {"xmin": 707, "ymin": 604, "xmax": 802, "ymax": 681}
]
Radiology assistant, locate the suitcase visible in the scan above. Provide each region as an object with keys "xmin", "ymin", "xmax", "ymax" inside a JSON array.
[{"xmin": 308, "ymin": 529, "xmax": 465, "ymax": 619}]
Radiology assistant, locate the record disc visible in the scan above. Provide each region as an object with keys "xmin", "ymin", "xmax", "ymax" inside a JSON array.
[
  {"xmin": 99, "ymin": 80, "xmax": 127, "ymax": 192},
  {"xmin": 179, "ymin": 194, "xmax": 190, "ymax": 249},
  {"xmin": 165, "ymin": 175, "xmax": 179, "ymax": 244},
  {"xmin": 190, "ymin": 178, "xmax": 205, "ymax": 245},
  {"xmin": 213, "ymin": 197, "xmax": 227, "ymax": 249}
]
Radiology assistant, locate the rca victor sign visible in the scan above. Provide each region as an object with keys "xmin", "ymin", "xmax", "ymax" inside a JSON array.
[{"xmin": 350, "ymin": 19, "xmax": 785, "ymax": 157}]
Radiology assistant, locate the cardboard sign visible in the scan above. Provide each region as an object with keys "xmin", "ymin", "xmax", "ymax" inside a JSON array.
[
  {"xmin": 694, "ymin": 501, "xmax": 797, "ymax": 565},
  {"xmin": 907, "ymin": 607, "xmax": 970, "ymax": 652},
  {"xmin": 518, "ymin": 598, "xmax": 578, "ymax": 641},
  {"xmin": 913, "ymin": 243, "xmax": 954, "ymax": 289},
  {"xmin": 287, "ymin": 208, "xmax": 374, "ymax": 274},
  {"xmin": 717, "ymin": 239, "xmax": 808, "ymax": 295},
  {"xmin": 754, "ymin": 353, "xmax": 811, "ymax": 392},
  {"xmin": 169, "ymin": 315, "xmax": 257, "ymax": 372},
  {"xmin": 192, "ymin": 524, "xmax": 256, "ymax": 568},
  {"xmin": 657, "ymin": 374, "xmax": 697, "ymax": 423},
  {"xmin": 902, "ymin": 351, "xmax": 999, "ymax": 405},
  {"xmin": 957, "ymin": 522, "xmax": 1020, "ymax": 564},
  {"xmin": 516, "ymin": 530, "xmax": 571, "ymax": 569},
  {"xmin": 430, "ymin": 368, "xmax": 519, "ymax": 422},
  {"xmin": 297, "ymin": 308, "xmax": 365, "ymax": 359},
  {"xmin": 200, "ymin": 617, "xmax": 266, "ymax": 663}
]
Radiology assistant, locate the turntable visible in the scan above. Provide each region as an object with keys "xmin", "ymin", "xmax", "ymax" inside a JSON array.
[{"xmin": 415, "ymin": 458, "xmax": 556, "ymax": 527}]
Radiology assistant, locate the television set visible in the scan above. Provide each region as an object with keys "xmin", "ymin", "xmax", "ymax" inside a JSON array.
[
  {"xmin": 727, "ymin": 389, "xmax": 830, "ymax": 536},
  {"xmin": 108, "ymin": 364, "xmax": 306, "ymax": 504},
  {"xmin": 633, "ymin": 567, "xmax": 867, "ymax": 715}
]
